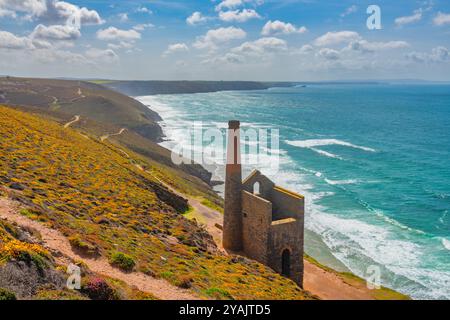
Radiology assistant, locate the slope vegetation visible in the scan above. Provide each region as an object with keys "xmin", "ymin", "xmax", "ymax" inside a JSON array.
[
  {"xmin": 0, "ymin": 105, "xmax": 312, "ymax": 300},
  {"xmin": 0, "ymin": 76, "xmax": 215, "ymax": 188},
  {"xmin": 0, "ymin": 77, "xmax": 162, "ymax": 141}
]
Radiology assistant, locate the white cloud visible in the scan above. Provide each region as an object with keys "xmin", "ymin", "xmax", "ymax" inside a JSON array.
[
  {"xmin": 186, "ymin": 11, "xmax": 208, "ymax": 25},
  {"xmin": 348, "ymin": 40, "xmax": 410, "ymax": 53},
  {"xmin": 85, "ymin": 48, "xmax": 119, "ymax": 63},
  {"xmin": 219, "ymin": 9, "xmax": 261, "ymax": 23},
  {"xmin": 0, "ymin": 0, "xmax": 47, "ymax": 17},
  {"xmin": 261, "ymin": 20, "xmax": 307, "ymax": 36},
  {"xmin": 31, "ymin": 24, "xmax": 81, "ymax": 41},
  {"xmin": 51, "ymin": 1, "xmax": 104, "ymax": 25},
  {"xmin": 206, "ymin": 36, "xmax": 286, "ymax": 65},
  {"xmin": 341, "ymin": 5, "xmax": 357, "ymax": 17},
  {"xmin": 97, "ymin": 27, "xmax": 141, "ymax": 41},
  {"xmin": 0, "ymin": 8, "xmax": 16, "ymax": 18},
  {"xmin": 132, "ymin": 24, "xmax": 154, "ymax": 31},
  {"xmin": 0, "ymin": 30, "xmax": 33, "ymax": 49},
  {"xmin": 0, "ymin": 0, "xmax": 104, "ymax": 25},
  {"xmin": 395, "ymin": 9, "xmax": 422, "ymax": 26},
  {"xmin": 215, "ymin": 0, "xmax": 264, "ymax": 12},
  {"xmin": 433, "ymin": 12, "xmax": 450, "ymax": 26},
  {"xmin": 318, "ymin": 48, "xmax": 340, "ymax": 60},
  {"xmin": 118, "ymin": 13, "xmax": 128, "ymax": 22},
  {"xmin": 407, "ymin": 46, "xmax": 450, "ymax": 63},
  {"xmin": 314, "ymin": 31, "xmax": 361, "ymax": 46},
  {"xmin": 193, "ymin": 26, "xmax": 246, "ymax": 50},
  {"xmin": 215, "ymin": 0, "xmax": 243, "ymax": 12},
  {"xmin": 231, "ymin": 37, "xmax": 287, "ymax": 56},
  {"xmin": 294, "ymin": 44, "xmax": 314, "ymax": 55},
  {"xmin": 163, "ymin": 43, "xmax": 189, "ymax": 56},
  {"xmin": 108, "ymin": 41, "xmax": 134, "ymax": 50},
  {"xmin": 137, "ymin": 6, "xmax": 152, "ymax": 14}
]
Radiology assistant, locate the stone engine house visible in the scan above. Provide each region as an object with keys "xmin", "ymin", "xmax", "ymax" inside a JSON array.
[{"xmin": 223, "ymin": 120, "xmax": 305, "ymax": 287}]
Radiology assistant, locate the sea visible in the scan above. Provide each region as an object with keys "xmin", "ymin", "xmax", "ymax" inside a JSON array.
[{"xmin": 136, "ymin": 83, "xmax": 450, "ymax": 299}]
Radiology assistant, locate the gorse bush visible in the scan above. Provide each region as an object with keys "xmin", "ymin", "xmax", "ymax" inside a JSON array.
[
  {"xmin": 109, "ymin": 252, "xmax": 135, "ymax": 272},
  {"xmin": 0, "ymin": 239, "xmax": 49, "ymax": 270},
  {"xmin": 68, "ymin": 234, "xmax": 99, "ymax": 257},
  {"xmin": 0, "ymin": 288, "xmax": 17, "ymax": 300}
]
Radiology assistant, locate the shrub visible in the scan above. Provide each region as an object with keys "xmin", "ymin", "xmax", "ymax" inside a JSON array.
[
  {"xmin": 175, "ymin": 275, "xmax": 193, "ymax": 289},
  {"xmin": 109, "ymin": 252, "xmax": 135, "ymax": 272},
  {"xmin": 81, "ymin": 277, "xmax": 119, "ymax": 300},
  {"xmin": 205, "ymin": 287, "xmax": 234, "ymax": 300},
  {"xmin": 68, "ymin": 235, "xmax": 99, "ymax": 257},
  {"xmin": 0, "ymin": 239, "xmax": 49, "ymax": 270},
  {"xmin": 0, "ymin": 288, "xmax": 17, "ymax": 300}
]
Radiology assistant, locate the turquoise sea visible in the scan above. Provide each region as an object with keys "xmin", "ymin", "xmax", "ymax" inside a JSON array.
[{"xmin": 137, "ymin": 84, "xmax": 450, "ymax": 299}]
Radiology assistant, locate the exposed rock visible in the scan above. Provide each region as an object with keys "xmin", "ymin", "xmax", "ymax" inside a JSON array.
[{"xmin": 0, "ymin": 261, "xmax": 65, "ymax": 299}]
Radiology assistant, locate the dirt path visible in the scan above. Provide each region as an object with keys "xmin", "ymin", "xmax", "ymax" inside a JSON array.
[
  {"xmin": 101, "ymin": 128, "xmax": 126, "ymax": 142},
  {"xmin": 0, "ymin": 198, "xmax": 199, "ymax": 300},
  {"xmin": 303, "ymin": 260, "xmax": 373, "ymax": 300},
  {"xmin": 63, "ymin": 115, "xmax": 80, "ymax": 129}
]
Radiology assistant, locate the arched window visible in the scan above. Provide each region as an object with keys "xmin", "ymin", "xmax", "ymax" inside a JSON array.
[
  {"xmin": 253, "ymin": 181, "xmax": 261, "ymax": 195},
  {"xmin": 281, "ymin": 249, "xmax": 291, "ymax": 277}
]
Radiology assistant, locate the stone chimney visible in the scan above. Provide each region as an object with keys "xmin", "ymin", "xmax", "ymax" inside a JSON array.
[{"xmin": 223, "ymin": 120, "xmax": 243, "ymax": 251}]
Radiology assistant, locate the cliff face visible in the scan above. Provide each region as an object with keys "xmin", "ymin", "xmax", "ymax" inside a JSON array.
[{"xmin": 0, "ymin": 105, "xmax": 313, "ymax": 300}]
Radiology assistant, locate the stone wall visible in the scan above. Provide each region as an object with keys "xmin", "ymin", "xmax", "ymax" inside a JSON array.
[
  {"xmin": 269, "ymin": 217, "xmax": 304, "ymax": 287},
  {"xmin": 242, "ymin": 170, "xmax": 275, "ymax": 200},
  {"xmin": 271, "ymin": 187, "xmax": 304, "ymax": 221},
  {"xmin": 241, "ymin": 191, "xmax": 272, "ymax": 263}
]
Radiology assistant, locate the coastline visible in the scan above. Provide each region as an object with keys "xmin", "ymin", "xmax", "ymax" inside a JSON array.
[{"xmin": 134, "ymin": 93, "xmax": 411, "ymax": 300}]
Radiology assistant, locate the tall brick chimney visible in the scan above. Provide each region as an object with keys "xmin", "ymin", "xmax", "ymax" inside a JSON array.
[{"xmin": 223, "ymin": 120, "xmax": 243, "ymax": 252}]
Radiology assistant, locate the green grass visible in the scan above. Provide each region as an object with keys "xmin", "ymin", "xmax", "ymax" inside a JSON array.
[
  {"xmin": 0, "ymin": 288, "xmax": 17, "ymax": 300},
  {"xmin": 110, "ymin": 252, "xmax": 136, "ymax": 272},
  {"xmin": 205, "ymin": 287, "xmax": 234, "ymax": 300}
]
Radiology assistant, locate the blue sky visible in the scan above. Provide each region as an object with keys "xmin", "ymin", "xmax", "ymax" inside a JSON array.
[{"xmin": 1, "ymin": 0, "xmax": 450, "ymax": 80}]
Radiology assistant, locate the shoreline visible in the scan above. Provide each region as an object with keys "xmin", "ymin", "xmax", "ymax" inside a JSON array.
[{"xmin": 135, "ymin": 94, "xmax": 411, "ymax": 300}]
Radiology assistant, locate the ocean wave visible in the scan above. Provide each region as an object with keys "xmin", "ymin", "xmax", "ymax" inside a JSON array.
[
  {"xmin": 325, "ymin": 178, "xmax": 360, "ymax": 185},
  {"xmin": 285, "ymin": 138, "xmax": 376, "ymax": 152},
  {"xmin": 310, "ymin": 148, "xmax": 343, "ymax": 159},
  {"xmin": 442, "ymin": 238, "xmax": 450, "ymax": 251}
]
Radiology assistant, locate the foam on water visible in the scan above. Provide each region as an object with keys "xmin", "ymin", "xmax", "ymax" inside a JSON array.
[
  {"xmin": 442, "ymin": 238, "xmax": 450, "ymax": 251},
  {"xmin": 310, "ymin": 148, "xmax": 344, "ymax": 160},
  {"xmin": 324, "ymin": 178, "xmax": 360, "ymax": 185},
  {"xmin": 286, "ymin": 139, "xmax": 376, "ymax": 152}
]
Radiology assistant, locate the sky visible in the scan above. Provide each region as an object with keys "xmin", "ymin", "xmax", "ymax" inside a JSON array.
[{"xmin": 1, "ymin": 0, "xmax": 450, "ymax": 81}]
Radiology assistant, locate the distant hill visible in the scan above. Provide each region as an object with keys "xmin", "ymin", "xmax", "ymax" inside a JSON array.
[
  {"xmin": 0, "ymin": 77, "xmax": 162, "ymax": 142},
  {"xmin": 101, "ymin": 80, "xmax": 295, "ymax": 96}
]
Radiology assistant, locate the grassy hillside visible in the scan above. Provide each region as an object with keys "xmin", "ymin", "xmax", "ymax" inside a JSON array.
[
  {"xmin": 0, "ymin": 105, "xmax": 313, "ymax": 300},
  {"xmin": 0, "ymin": 77, "xmax": 215, "ymax": 187},
  {"xmin": 0, "ymin": 76, "xmax": 162, "ymax": 141}
]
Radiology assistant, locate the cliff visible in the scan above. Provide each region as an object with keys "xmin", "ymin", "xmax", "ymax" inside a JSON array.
[{"xmin": 0, "ymin": 105, "xmax": 313, "ymax": 300}]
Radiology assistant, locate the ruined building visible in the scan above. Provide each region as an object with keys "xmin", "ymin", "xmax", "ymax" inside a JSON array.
[{"xmin": 223, "ymin": 120, "xmax": 305, "ymax": 287}]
